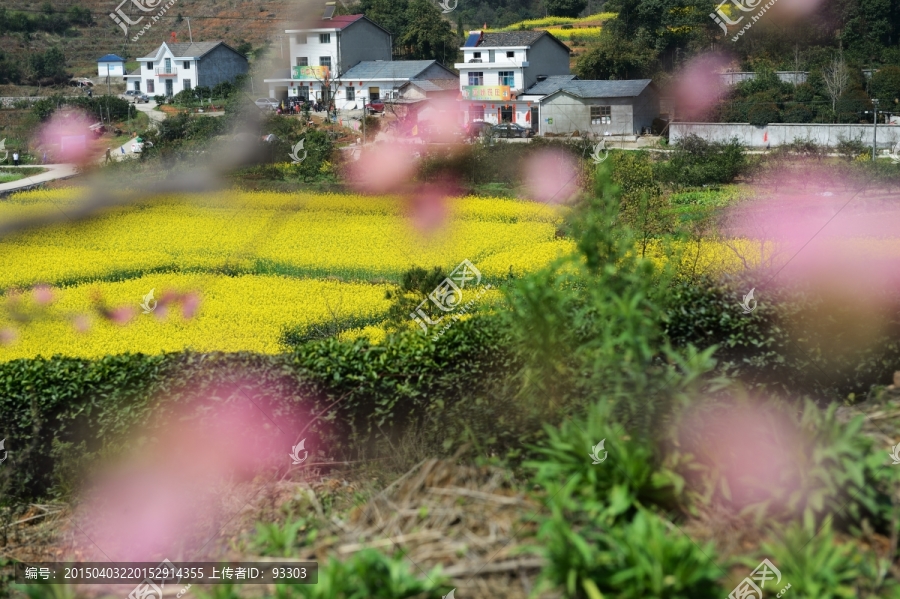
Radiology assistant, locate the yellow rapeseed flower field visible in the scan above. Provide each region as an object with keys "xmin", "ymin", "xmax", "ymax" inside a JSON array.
[{"xmin": 0, "ymin": 189, "xmax": 574, "ymax": 360}]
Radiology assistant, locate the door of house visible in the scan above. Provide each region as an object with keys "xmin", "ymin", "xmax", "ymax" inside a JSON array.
[
  {"xmin": 368, "ymin": 87, "xmax": 380, "ymax": 101},
  {"xmin": 165, "ymin": 79, "xmax": 174, "ymax": 97},
  {"xmin": 499, "ymin": 106, "xmax": 513, "ymax": 123},
  {"xmin": 530, "ymin": 107, "xmax": 539, "ymax": 132}
]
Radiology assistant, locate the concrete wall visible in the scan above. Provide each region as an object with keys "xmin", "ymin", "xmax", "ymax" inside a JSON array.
[
  {"xmin": 671, "ymin": 122, "xmax": 900, "ymax": 149},
  {"xmin": 522, "ymin": 35, "xmax": 570, "ymax": 90},
  {"xmin": 338, "ymin": 20, "xmax": 392, "ymax": 73},
  {"xmin": 720, "ymin": 71, "xmax": 808, "ymax": 86},
  {"xmin": 633, "ymin": 86, "xmax": 660, "ymax": 134},
  {"xmin": 197, "ymin": 45, "xmax": 249, "ymax": 89}
]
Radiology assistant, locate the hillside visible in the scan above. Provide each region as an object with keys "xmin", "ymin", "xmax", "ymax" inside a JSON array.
[{"xmin": 0, "ymin": 0, "xmax": 307, "ymax": 82}]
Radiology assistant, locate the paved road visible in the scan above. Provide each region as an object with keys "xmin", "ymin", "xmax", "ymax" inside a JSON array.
[
  {"xmin": 0, "ymin": 164, "xmax": 79, "ymax": 195},
  {"xmin": 134, "ymin": 101, "xmax": 167, "ymax": 125}
]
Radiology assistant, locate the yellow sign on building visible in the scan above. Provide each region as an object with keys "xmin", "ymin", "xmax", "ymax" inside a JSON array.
[
  {"xmin": 292, "ymin": 65, "xmax": 330, "ymax": 80},
  {"xmin": 462, "ymin": 86, "xmax": 511, "ymax": 101}
]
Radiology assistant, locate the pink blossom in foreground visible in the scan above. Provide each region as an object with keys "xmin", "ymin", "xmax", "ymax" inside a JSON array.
[
  {"xmin": 0, "ymin": 328, "xmax": 17, "ymax": 345},
  {"xmin": 32, "ymin": 284, "xmax": 54, "ymax": 306},
  {"xmin": 348, "ymin": 143, "xmax": 419, "ymax": 195},
  {"xmin": 405, "ymin": 181, "xmax": 457, "ymax": 234},
  {"xmin": 181, "ymin": 292, "xmax": 201, "ymax": 319},
  {"xmin": 522, "ymin": 148, "xmax": 580, "ymax": 204},
  {"xmin": 72, "ymin": 314, "xmax": 91, "ymax": 334},
  {"xmin": 670, "ymin": 53, "xmax": 730, "ymax": 121},
  {"xmin": 727, "ymin": 188, "xmax": 900, "ymax": 300},
  {"xmin": 35, "ymin": 109, "xmax": 95, "ymax": 165},
  {"xmin": 72, "ymin": 388, "xmax": 314, "ymax": 562},
  {"xmin": 677, "ymin": 402, "xmax": 806, "ymax": 514},
  {"xmin": 108, "ymin": 305, "xmax": 136, "ymax": 326}
]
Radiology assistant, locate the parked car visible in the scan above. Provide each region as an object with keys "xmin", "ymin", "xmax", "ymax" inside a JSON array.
[
  {"xmin": 254, "ymin": 98, "xmax": 279, "ymax": 110},
  {"xmin": 466, "ymin": 120, "xmax": 493, "ymax": 138},
  {"xmin": 131, "ymin": 139, "xmax": 153, "ymax": 153},
  {"xmin": 492, "ymin": 122, "xmax": 533, "ymax": 138},
  {"xmin": 366, "ymin": 101, "xmax": 385, "ymax": 114},
  {"xmin": 120, "ymin": 90, "xmax": 149, "ymax": 104}
]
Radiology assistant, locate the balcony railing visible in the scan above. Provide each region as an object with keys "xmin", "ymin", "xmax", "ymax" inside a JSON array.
[{"xmin": 155, "ymin": 67, "xmax": 179, "ymax": 77}]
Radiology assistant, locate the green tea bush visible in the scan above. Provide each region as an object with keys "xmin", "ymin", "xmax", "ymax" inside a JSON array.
[
  {"xmin": 656, "ymin": 135, "xmax": 747, "ymax": 189},
  {"xmin": 664, "ymin": 276, "xmax": 900, "ymax": 401}
]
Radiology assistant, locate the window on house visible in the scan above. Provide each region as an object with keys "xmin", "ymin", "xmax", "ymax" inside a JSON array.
[
  {"xmin": 591, "ymin": 105, "xmax": 611, "ymax": 124},
  {"xmin": 507, "ymin": 51, "xmax": 514, "ymax": 58},
  {"xmin": 346, "ymin": 86, "xmax": 355, "ymax": 101},
  {"xmin": 295, "ymin": 34, "xmax": 306, "ymax": 44},
  {"xmin": 183, "ymin": 61, "xmax": 190, "ymax": 69},
  {"xmin": 319, "ymin": 56, "xmax": 331, "ymax": 69},
  {"xmin": 183, "ymin": 80, "xmax": 191, "ymax": 91},
  {"xmin": 319, "ymin": 33, "xmax": 331, "ymax": 43},
  {"xmin": 146, "ymin": 62, "xmax": 152, "ymax": 70},
  {"xmin": 468, "ymin": 71, "xmax": 483, "ymax": 86},
  {"xmin": 499, "ymin": 71, "xmax": 514, "ymax": 87},
  {"xmin": 296, "ymin": 57, "xmax": 308, "ymax": 67},
  {"xmin": 473, "ymin": 52, "xmax": 481, "ymax": 58},
  {"xmin": 146, "ymin": 80, "xmax": 155, "ymax": 93}
]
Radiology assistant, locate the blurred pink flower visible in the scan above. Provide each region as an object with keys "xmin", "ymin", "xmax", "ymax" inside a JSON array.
[
  {"xmin": 406, "ymin": 181, "xmax": 457, "ymax": 234},
  {"xmin": 108, "ymin": 305, "xmax": 136, "ymax": 326},
  {"xmin": 727, "ymin": 187, "xmax": 900, "ymax": 300},
  {"xmin": 35, "ymin": 109, "xmax": 95, "ymax": 165},
  {"xmin": 73, "ymin": 388, "xmax": 315, "ymax": 562},
  {"xmin": 72, "ymin": 314, "xmax": 91, "ymax": 334},
  {"xmin": 32, "ymin": 284, "xmax": 54, "ymax": 306},
  {"xmin": 670, "ymin": 53, "xmax": 730, "ymax": 121},
  {"xmin": 181, "ymin": 292, "xmax": 201, "ymax": 319},
  {"xmin": 522, "ymin": 148, "xmax": 580, "ymax": 204},
  {"xmin": 349, "ymin": 143, "xmax": 418, "ymax": 195},
  {"xmin": 677, "ymin": 402, "xmax": 805, "ymax": 514},
  {"xmin": 0, "ymin": 328, "xmax": 17, "ymax": 345}
]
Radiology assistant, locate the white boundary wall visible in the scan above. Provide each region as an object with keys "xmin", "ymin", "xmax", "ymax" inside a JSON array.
[{"xmin": 671, "ymin": 122, "xmax": 900, "ymax": 149}]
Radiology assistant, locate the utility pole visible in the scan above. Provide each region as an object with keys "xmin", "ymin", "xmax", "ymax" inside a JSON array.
[
  {"xmin": 186, "ymin": 18, "xmax": 193, "ymax": 43},
  {"xmin": 873, "ymin": 98, "xmax": 879, "ymax": 160}
]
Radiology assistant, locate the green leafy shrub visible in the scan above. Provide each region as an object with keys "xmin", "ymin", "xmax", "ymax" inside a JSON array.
[
  {"xmin": 535, "ymin": 507, "xmax": 722, "ymax": 599},
  {"xmin": 285, "ymin": 549, "xmax": 447, "ymax": 599},
  {"xmin": 748, "ymin": 102, "xmax": 781, "ymax": 127},
  {"xmin": 755, "ymin": 518, "xmax": 894, "ymax": 599},
  {"xmin": 657, "ymin": 135, "xmax": 747, "ymax": 189},
  {"xmin": 663, "ymin": 276, "xmax": 900, "ymax": 401}
]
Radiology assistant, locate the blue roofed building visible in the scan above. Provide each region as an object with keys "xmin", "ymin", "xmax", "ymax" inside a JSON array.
[{"xmin": 97, "ymin": 54, "xmax": 127, "ymax": 79}]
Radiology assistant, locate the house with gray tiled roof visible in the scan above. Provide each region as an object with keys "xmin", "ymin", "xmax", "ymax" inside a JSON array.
[
  {"xmin": 123, "ymin": 41, "xmax": 248, "ymax": 97},
  {"xmin": 520, "ymin": 77, "xmax": 660, "ymax": 138},
  {"xmin": 456, "ymin": 29, "xmax": 570, "ymax": 132}
]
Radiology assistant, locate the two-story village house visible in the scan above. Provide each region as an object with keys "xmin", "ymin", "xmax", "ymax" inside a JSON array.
[
  {"xmin": 455, "ymin": 30, "xmax": 571, "ymax": 130},
  {"xmin": 124, "ymin": 41, "xmax": 248, "ymax": 98},
  {"xmin": 263, "ymin": 11, "xmax": 457, "ymax": 111},
  {"xmin": 263, "ymin": 13, "xmax": 392, "ymax": 106}
]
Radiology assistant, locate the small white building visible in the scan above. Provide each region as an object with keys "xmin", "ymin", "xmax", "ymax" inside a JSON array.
[
  {"xmin": 97, "ymin": 54, "xmax": 126, "ymax": 79},
  {"xmin": 124, "ymin": 41, "xmax": 248, "ymax": 97}
]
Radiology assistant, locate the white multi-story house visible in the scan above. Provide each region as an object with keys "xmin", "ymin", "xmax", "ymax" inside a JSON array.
[
  {"xmin": 124, "ymin": 41, "xmax": 248, "ymax": 97},
  {"xmin": 263, "ymin": 13, "xmax": 392, "ymax": 105},
  {"xmin": 455, "ymin": 30, "xmax": 570, "ymax": 129}
]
